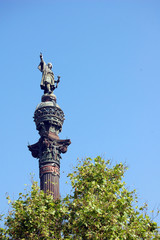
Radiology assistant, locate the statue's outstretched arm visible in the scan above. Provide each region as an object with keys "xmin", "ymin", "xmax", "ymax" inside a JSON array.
[
  {"xmin": 40, "ymin": 52, "xmax": 44, "ymax": 63},
  {"xmin": 38, "ymin": 53, "xmax": 46, "ymax": 72}
]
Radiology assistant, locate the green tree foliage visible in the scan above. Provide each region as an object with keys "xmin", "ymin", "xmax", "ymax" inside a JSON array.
[
  {"xmin": 2, "ymin": 183, "xmax": 64, "ymax": 239},
  {"xmin": 1, "ymin": 157, "xmax": 160, "ymax": 239}
]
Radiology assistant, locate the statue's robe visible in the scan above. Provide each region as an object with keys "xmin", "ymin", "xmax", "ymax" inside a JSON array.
[{"xmin": 38, "ymin": 61, "xmax": 55, "ymax": 90}]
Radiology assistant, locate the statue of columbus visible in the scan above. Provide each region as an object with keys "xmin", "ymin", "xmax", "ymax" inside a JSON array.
[{"xmin": 38, "ymin": 53, "xmax": 60, "ymax": 94}]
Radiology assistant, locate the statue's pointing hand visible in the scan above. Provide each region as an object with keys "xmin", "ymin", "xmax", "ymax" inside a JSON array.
[{"xmin": 40, "ymin": 52, "xmax": 43, "ymax": 60}]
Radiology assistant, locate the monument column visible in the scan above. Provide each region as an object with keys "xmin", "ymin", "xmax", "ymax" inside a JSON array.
[{"xmin": 28, "ymin": 54, "xmax": 71, "ymax": 199}]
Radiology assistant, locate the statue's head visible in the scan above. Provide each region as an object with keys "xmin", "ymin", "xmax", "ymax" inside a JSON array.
[{"xmin": 48, "ymin": 63, "xmax": 53, "ymax": 69}]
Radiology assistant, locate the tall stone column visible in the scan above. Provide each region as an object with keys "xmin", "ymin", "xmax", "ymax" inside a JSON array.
[{"xmin": 28, "ymin": 54, "xmax": 71, "ymax": 199}]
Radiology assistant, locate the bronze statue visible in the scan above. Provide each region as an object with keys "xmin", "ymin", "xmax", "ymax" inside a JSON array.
[{"xmin": 38, "ymin": 53, "xmax": 60, "ymax": 94}]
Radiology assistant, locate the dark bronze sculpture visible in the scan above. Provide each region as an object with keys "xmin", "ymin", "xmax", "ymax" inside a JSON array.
[
  {"xmin": 28, "ymin": 54, "xmax": 71, "ymax": 198},
  {"xmin": 38, "ymin": 53, "xmax": 60, "ymax": 94}
]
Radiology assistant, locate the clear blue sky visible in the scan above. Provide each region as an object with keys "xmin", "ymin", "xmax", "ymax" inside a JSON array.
[{"xmin": 0, "ymin": 0, "xmax": 160, "ymax": 225}]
